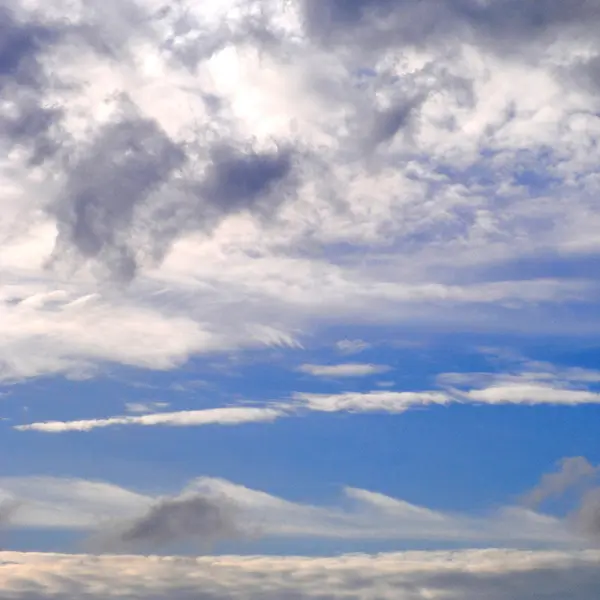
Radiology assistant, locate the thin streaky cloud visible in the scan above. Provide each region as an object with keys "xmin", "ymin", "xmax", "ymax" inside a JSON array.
[
  {"xmin": 335, "ymin": 339, "xmax": 371, "ymax": 354},
  {"xmin": 14, "ymin": 407, "xmax": 283, "ymax": 433},
  {"xmin": 298, "ymin": 363, "xmax": 392, "ymax": 377}
]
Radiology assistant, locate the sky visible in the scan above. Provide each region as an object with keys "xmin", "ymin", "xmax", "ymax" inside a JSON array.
[{"xmin": 2, "ymin": 0, "xmax": 600, "ymax": 598}]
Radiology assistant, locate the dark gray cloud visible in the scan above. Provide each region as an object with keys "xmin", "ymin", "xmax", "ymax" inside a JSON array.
[
  {"xmin": 0, "ymin": 7, "xmax": 65, "ymax": 163},
  {"xmin": 300, "ymin": 0, "xmax": 600, "ymax": 57},
  {"xmin": 98, "ymin": 493, "xmax": 245, "ymax": 551},
  {"xmin": 201, "ymin": 143, "xmax": 293, "ymax": 215},
  {"xmin": 49, "ymin": 105, "xmax": 186, "ymax": 281},
  {"xmin": 0, "ymin": 7, "xmax": 57, "ymax": 82},
  {"xmin": 48, "ymin": 113, "xmax": 294, "ymax": 281}
]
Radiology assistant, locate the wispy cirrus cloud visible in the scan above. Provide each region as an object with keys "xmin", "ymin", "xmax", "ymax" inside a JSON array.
[
  {"xmin": 13, "ymin": 355, "xmax": 600, "ymax": 433},
  {"xmin": 298, "ymin": 363, "xmax": 391, "ymax": 377},
  {"xmin": 14, "ymin": 407, "xmax": 282, "ymax": 433},
  {"xmin": 335, "ymin": 339, "xmax": 371, "ymax": 354}
]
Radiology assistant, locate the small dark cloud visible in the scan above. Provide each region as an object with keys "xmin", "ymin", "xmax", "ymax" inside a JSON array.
[
  {"xmin": 49, "ymin": 103, "xmax": 187, "ymax": 281},
  {"xmin": 201, "ymin": 143, "xmax": 293, "ymax": 214},
  {"xmin": 0, "ymin": 7, "xmax": 58, "ymax": 82},
  {"xmin": 96, "ymin": 493, "xmax": 246, "ymax": 551},
  {"xmin": 367, "ymin": 95, "xmax": 426, "ymax": 150},
  {"xmin": 0, "ymin": 7, "xmax": 65, "ymax": 163}
]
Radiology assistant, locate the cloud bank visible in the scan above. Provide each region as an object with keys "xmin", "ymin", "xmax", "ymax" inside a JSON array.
[
  {"xmin": 1, "ymin": 0, "xmax": 600, "ymax": 380},
  {"xmin": 1, "ymin": 549, "xmax": 599, "ymax": 599},
  {"xmin": 0, "ymin": 474, "xmax": 576, "ymax": 548}
]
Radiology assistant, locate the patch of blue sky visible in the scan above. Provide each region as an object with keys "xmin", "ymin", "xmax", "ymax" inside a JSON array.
[{"xmin": 3, "ymin": 338, "xmax": 600, "ymax": 540}]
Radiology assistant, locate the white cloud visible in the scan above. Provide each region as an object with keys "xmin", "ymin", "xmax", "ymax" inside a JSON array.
[
  {"xmin": 0, "ymin": 477, "xmax": 151, "ymax": 529},
  {"xmin": 298, "ymin": 363, "xmax": 391, "ymax": 377},
  {"xmin": 0, "ymin": 475, "xmax": 575, "ymax": 547},
  {"xmin": 335, "ymin": 339, "xmax": 371, "ymax": 354},
  {"xmin": 14, "ymin": 407, "xmax": 283, "ymax": 432},
  {"xmin": 15, "ymin": 356, "xmax": 600, "ymax": 433},
  {"xmin": 125, "ymin": 401, "xmax": 170, "ymax": 413},
  {"xmin": 464, "ymin": 384, "xmax": 600, "ymax": 405},
  {"xmin": 0, "ymin": 0, "xmax": 600, "ymax": 381},
  {"xmin": 1, "ymin": 549, "xmax": 599, "ymax": 599},
  {"xmin": 440, "ymin": 358, "xmax": 600, "ymax": 406},
  {"xmin": 292, "ymin": 391, "xmax": 451, "ymax": 413}
]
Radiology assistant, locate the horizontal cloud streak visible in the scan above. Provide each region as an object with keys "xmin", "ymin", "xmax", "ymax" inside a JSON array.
[
  {"xmin": 15, "ymin": 407, "xmax": 282, "ymax": 432},
  {"xmin": 14, "ymin": 358, "xmax": 600, "ymax": 432},
  {"xmin": 0, "ymin": 475, "xmax": 575, "ymax": 547},
  {"xmin": 293, "ymin": 390, "xmax": 450, "ymax": 413},
  {"xmin": 298, "ymin": 363, "xmax": 391, "ymax": 377}
]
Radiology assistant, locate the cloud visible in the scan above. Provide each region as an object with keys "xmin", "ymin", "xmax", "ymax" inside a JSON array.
[
  {"xmin": 523, "ymin": 457, "xmax": 599, "ymax": 508},
  {"xmin": 0, "ymin": 500, "xmax": 19, "ymax": 528},
  {"xmin": 293, "ymin": 390, "xmax": 451, "ymax": 413},
  {"xmin": 14, "ymin": 356, "xmax": 600, "ymax": 433},
  {"xmin": 96, "ymin": 492, "xmax": 246, "ymax": 552},
  {"xmin": 48, "ymin": 105, "xmax": 187, "ymax": 281},
  {"xmin": 298, "ymin": 363, "xmax": 391, "ymax": 377},
  {"xmin": 1, "ymin": 548, "xmax": 600, "ymax": 599},
  {"xmin": 463, "ymin": 385, "xmax": 600, "ymax": 405},
  {"xmin": 124, "ymin": 401, "xmax": 170, "ymax": 413},
  {"xmin": 1, "ymin": 0, "xmax": 600, "ymax": 381},
  {"xmin": 335, "ymin": 339, "xmax": 371, "ymax": 354},
  {"xmin": 441, "ymin": 359, "xmax": 600, "ymax": 406},
  {"xmin": 14, "ymin": 406, "xmax": 283, "ymax": 432},
  {"xmin": 521, "ymin": 456, "xmax": 600, "ymax": 544},
  {"xmin": 0, "ymin": 474, "xmax": 574, "ymax": 547},
  {"xmin": 0, "ymin": 477, "xmax": 151, "ymax": 529}
]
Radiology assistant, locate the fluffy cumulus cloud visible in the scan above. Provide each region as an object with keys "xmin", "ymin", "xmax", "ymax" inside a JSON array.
[
  {"xmin": 1, "ymin": 549, "xmax": 600, "ymax": 599},
  {"xmin": 1, "ymin": 0, "xmax": 600, "ymax": 381}
]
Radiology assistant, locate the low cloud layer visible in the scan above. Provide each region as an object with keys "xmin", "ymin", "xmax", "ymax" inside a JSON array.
[
  {"xmin": 0, "ymin": 474, "xmax": 575, "ymax": 548},
  {"xmin": 1, "ymin": 549, "xmax": 599, "ymax": 599}
]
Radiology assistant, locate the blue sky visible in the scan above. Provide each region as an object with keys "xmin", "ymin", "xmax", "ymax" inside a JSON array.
[{"xmin": 2, "ymin": 0, "xmax": 600, "ymax": 598}]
